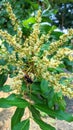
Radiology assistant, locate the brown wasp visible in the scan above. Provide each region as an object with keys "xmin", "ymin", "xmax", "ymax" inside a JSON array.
[{"xmin": 24, "ymin": 74, "xmax": 33, "ymax": 84}]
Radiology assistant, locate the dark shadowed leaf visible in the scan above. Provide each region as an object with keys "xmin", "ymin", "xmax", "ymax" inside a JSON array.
[{"xmin": 0, "ymin": 73, "xmax": 8, "ymax": 88}]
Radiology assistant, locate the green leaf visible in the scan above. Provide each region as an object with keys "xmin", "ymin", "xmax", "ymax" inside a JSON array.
[
  {"xmin": 21, "ymin": 82, "xmax": 27, "ymax": 91},
  {"xmin": 40, "ymin": 79, "xmax": 50, "ymax": 97},
  {"xmin": 31, "ymin": 82, "xmax": 41, "ymax": 93},
  {"xmin": 52, "ymin": 31, "xmax": 63, "ymax": 39},
  {"xmin": 48, "ymin": 67, "xmax": 56, "ymax": 72},
  {"xmin": 0, "ymin": 59, "xmax": 7, "ymax": 65},
  {"xmin": 13, "ymin": 119, "xmax": 30, "ymax": 130},
  {"xmin": 40, "ymin": 22, "xmax": 51, "ymax": 33},
  {"xmin": 4, "ymin": 41, "xmax": 14, "ymax": 53},
  {"xmin": 0, "ymin": 73, "xmax": 8, "ymax": 87},
  {"xmin": 29, "ymin": 105, "xmax": 55, "ymax": 130},
  {"xmin": 11, "ymin": 108, "xmax": 24, "ymax": 130},
  {"xmin": 42, "ymin": 8, "xmax": 52, "ymax": 17},
  {"xmin": 35, "ymin": 104, "xmax": 73, "ymax": 122},
  {"xmin": 53, "ymin": 92, "xmax": 66, "ymax": 110},
  {"xmin": 29, "ymin": 93, "xmax": 43, "ymax": 104},
  {"xmin": 55, "ymin": 67, "xmax": 64, "ymax": 73},
  {"xmin": 0, "ymin": 94, "xmax": 29, "ymax": 108},
  {"xmin": 34, "ymin": 118, "xmax": 55, "ymax": 130},
  {"xmin": 22, "ymin": 17, "xmax": 35, "ymax": 28},
  {"xmin": 41, "ymin": 42, "xmax": 50, "ymax": 51},
  {"xmin": 1, "ymin": 85, "xmax": 12, "ymax": 92}
]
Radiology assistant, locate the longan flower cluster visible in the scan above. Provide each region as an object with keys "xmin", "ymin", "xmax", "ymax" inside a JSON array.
[
  {"xmin": 5, "ymin": 2, "xmax": 22, "ymax": 41},
  {"xmin": 0, "ymin": 2, "xmax": 73, "ymax": 98},
  {"xmin": 10, "ymin": 70, "xmax": 24, "ymax": 92},
  {"xmin": 53, "ymin": 48, "xmax": 73, "ymax": 61},
  {"xmin": 5, "ymin": 2, "xmax": 16, "ymax": 26},
  {"xmin": 0, "ymin": 44, "xmax": 8, "ymax": 59},
  {"xmin": 0, "ymin": 30, "xmax": 22, "ymax": 52},
  {"xmin": 35, "ymin": 9, "xmax": 42, "ymax": 23},
  {"xmin": 55, "ymin": 73, "xmax": 73, "ymax": 80},
  {"xmin": 43, "ymin": 29, "xmax": 73, "ymax": 56},
  {"xmin": 0, "ymin": 30, "xmax": 16, "ymax": 47}
]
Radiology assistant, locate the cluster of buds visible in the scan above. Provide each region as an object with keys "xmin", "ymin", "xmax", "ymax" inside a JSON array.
[
  {"xmin": 53, "ymin": 48, "xmax": 73, "ymax": 61},
  {"xmin": 5, "ymin": 2, "xmax": 22, "ymax": 41},
  {"xmin": 0, "ymin": 2, "xmax": 73, "ymax": 98},
  {"xmin": 43, "ymin": 29, "xmax": 73, "ymax": 56}
]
